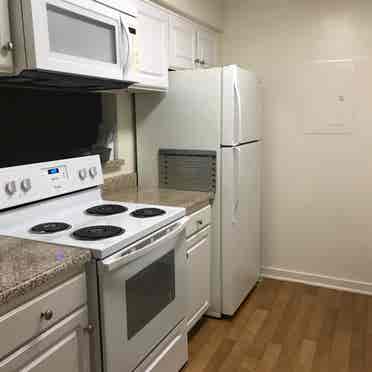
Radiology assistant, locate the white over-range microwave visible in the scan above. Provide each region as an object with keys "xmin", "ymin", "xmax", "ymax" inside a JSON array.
[{"xmin": 2, "ymin": 0, "xmax": 139, "ymax": 90}]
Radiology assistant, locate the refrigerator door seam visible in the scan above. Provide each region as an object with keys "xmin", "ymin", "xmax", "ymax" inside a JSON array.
[{"xmin": 221, "ymin": 140, "xmax": 260, "ymax": 148}]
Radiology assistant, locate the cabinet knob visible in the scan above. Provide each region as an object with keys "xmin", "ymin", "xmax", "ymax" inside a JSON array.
[
  {"xmin": 3, "ymin": 41, "xmax": 14, "ymax": 52},
  {"xmin": 40, "ymin": 310, "xmax": 54, "ymax": 321},
  {"xmin": 200, "ymin": 60, "xmax": 206, "ymax": 66},
  {"xmin": 84, "ymin": 324, "xmax": 95, "ymax": 334},
  {"xmin": 194, "ymin": 58, "xmax": 200, "ymax": 64},
  {"xmin": 197, "ymin": 220, "xmax": 203, "ymax": 226}
]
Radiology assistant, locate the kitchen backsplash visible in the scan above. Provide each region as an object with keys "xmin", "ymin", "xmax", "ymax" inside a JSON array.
[
  {"xmin": 0, "ymin": 87, "xmax": 102, "ymax": 168},
  {"xmin": 102, "ymin": 173, "xmax": 137, "ymax": 194}
]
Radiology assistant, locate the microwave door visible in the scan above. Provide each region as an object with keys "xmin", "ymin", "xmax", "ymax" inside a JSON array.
[{"xmin": 21, "ymin": 0, "xmax": 125, "ymax": 81}]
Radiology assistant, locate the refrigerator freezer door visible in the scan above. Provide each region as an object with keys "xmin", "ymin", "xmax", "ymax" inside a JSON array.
[
  {"xmin": 222, "ymin": 65, "xmax": 260, "ymax": 146},
  {"xmin": 221, "ymin": 142, "xmax": 261, "ymax": 315}
]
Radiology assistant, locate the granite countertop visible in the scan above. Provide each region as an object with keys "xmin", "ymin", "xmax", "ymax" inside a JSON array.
[
  {"xmin": 103, "ymin": 187, "xmax": 211, "ymax": 215},
  {"xmin": 0, "ymin": 237, "xmax": 91, "ymax": 307}
]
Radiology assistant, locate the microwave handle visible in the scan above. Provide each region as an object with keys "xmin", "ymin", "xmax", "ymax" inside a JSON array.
[
  {"xmin": 101, "ymin": 217, "xmax": 189, "ymax": 272},
  {"xmin": 120, "ymin": 16, "xmax": 130, "ymax": 74}
]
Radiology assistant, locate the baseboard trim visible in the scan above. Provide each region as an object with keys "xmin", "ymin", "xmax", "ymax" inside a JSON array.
[{"xmin": 261, "ymin": 266, "xmax": 372, "ymax": 296}]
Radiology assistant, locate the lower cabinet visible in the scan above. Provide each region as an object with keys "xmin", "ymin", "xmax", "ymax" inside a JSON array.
[
  {"xmin": 0, "ymin": 273, "xmax": 90, "ymax": 372},
  {"xmin": 0, "ymin": 306, "xmax": 90, "ymax": 372},
  {"xmin": 186, "ymin": 225, "xmax": 211, "ymax": 331}
]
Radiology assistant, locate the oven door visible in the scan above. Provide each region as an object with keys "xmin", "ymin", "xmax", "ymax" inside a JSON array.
[
  {"xmin": 21, "ymin": 0, "xmax": 128, "ymax": 81},
  {"xmin": 98, "ymin": 217, "xmax": 188, "ymax": 372}
]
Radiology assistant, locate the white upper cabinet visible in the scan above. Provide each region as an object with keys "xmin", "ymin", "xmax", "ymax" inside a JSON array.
[
  {"xmin": 0, "ymin": 0, "xmax": 13, "ymax": 73},
  {"xmin": 197, "ymin": 28, "xmax": 218, "ymax": 68},
  {"xmin": 169, "ymin": 14, "xmax": 219, "ymax": 70},
  {"xmin": 132, "ymin": 0, "xmax": 169, "ymax": 91},
  {"xmin": 169, "ymin": 16, "xmax": 197, "ymax": 70}
]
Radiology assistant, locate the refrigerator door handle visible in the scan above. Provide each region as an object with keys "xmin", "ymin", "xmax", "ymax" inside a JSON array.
[
  {"xmin": 233, "ymin": 147, "xmax": 241, "ymax": 224},
  {"xmin": 233, "ymin": 77, "xmax": 242, "ymax": 146}
]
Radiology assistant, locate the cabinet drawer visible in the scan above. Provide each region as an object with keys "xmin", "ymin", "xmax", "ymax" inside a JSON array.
[
  {"xmin": 0, "ymin": 273, "xmax": 87, "ymax": 359},
  {"xmin": 0, "ymin": 306, "xmax": 90, "ymax": 372},
  {"xmin": 186, "ymin": 205, "xmax": 211, "ymax": 238}
]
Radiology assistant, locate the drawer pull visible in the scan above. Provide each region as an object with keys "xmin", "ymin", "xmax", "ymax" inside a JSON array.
[
  {"xmin": 84, "ymin": 324, "xmax": 95, "ymax": 334},
  {"xmin": 40, "ymin": 310, "xmax": 54, "ymax": 321}
]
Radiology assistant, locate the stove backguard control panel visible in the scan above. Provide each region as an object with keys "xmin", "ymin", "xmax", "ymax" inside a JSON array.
[{"xmin": 0, "ymin": 156, "xmax": 103, "ymax": 211}]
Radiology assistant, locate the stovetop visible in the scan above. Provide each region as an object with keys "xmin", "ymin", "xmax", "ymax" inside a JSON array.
[{"xmin": 0, "ymin": 189, "xmax": 186, "ymax": 259}]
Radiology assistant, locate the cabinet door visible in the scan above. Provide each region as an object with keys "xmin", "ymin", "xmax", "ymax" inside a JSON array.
[
  {"xmin": 169, "ymin": 16, "xmax": 196, "ymax": 70},
  {"xmin": 186, "ymin": 228, "xmax": 211, "ymax": 331},
  {"xmin": 0, "ymin": 307, "xmax": 90, "ymax": 372},
  {"xmin": 0, "ymin": 0, "xmax": 13, "ymax": 73},
  {"xmin": 197, "ymin": 29, "xmax": 218, "ymax": 68},
  {"xmin": 133, "ymin": 1, "xmax": 169, "ymax": 91}
]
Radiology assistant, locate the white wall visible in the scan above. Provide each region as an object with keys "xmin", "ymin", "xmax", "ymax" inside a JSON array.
[
  {"xmin": 152, "ymin": 0, "xmax": 223, "ymax": 30},
  {"xmin": 222, "ymin": 0, "xmax": 372, "ymax": 291}
]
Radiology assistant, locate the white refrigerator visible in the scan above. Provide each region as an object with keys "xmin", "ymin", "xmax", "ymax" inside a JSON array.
[{"xmin": 136, "ymin": 65, "xmax": 261, "ymax": 317}]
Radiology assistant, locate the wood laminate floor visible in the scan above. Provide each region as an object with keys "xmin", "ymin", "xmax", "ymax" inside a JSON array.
[{"xmin": 184, "ymin": 279, "xmax": 372, "ymax": 372}]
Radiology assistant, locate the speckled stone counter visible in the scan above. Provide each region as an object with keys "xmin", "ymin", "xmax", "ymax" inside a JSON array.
[
  {"xmin": 103, "ymin": 187, "xmax": 211, "ymax": 215},
  {"xmin": 0, "ymin": 236, "xmax": 91, "ymax": 307}
]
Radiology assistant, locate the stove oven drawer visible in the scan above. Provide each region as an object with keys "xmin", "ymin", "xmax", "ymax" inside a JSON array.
[
  {"xmin": 0, "ymin": 273, "xmax": 87, "ymax": 359},
  {"xmin": 134, "ymin": 320, "xmax": 188, "ymax": 372}
]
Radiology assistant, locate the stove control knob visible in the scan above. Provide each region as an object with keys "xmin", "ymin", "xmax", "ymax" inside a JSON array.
[
  {"xmin": 79, "ymin": 168, "xmax": 87, "ymax": 180},
  {"xmin": 5, "ymin": 181, "xmax": 16, "ymax": 196},
  {"xmin": 89, "ymin": 166, "xmax": 98, "ymax": 178},
  {"xmin": 21, "ymin": 178, "xmax": 32, "ymax": 192}
]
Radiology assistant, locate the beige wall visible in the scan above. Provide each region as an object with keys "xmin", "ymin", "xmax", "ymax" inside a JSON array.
[
  {"xmin": 222, "ymin": 0, "xmax": 372, "ymax": 289},
  {"xmin": 153, "ymin": 0, "xmax": 223, "ymax": 30},
  {"xmin": 102, "ymin": 93, "xmax": 136, "ymax": 175}
]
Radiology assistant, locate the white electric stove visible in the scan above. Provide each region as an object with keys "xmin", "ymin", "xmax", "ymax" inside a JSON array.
[
  {"xmin": 0, "ymin": 156, "xmax": 189, "ymax": 372},
  {"xmin": 0, "ymin": 156, "xmax": 185, "ymax": 258}
]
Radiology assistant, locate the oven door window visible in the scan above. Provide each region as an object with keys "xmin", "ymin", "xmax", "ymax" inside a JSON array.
[{"xmin": 125, "ymin": 250, "xmax": 176, "ymax": 340}]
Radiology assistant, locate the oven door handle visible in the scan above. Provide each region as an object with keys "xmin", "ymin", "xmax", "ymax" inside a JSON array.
[{"xmin": 101, "ymin": 217, "xmax": 189, "ymax": 272}]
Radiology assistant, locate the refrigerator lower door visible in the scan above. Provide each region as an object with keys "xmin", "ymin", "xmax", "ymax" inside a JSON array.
[
  {"xmin": 222, "ymin": 65, "xmax": 261, "ymax": 146},
  {"xmin": 221, "ymin": 142, "xmax": 261, "ymax": 315}
]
